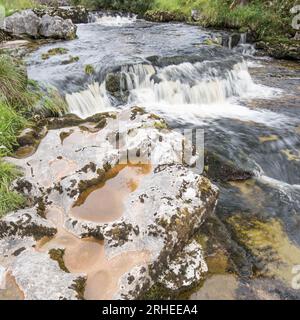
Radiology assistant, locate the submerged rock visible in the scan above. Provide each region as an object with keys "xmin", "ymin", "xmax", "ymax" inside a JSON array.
[
  {"xmin": 2, "ymin": 108, "xmax": 218, "ymax": 299},
  {"xmin": 204, "ymin": 151, "xmax": 254, "ymax": 182}
]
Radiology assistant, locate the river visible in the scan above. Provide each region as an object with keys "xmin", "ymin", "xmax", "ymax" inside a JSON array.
[{"xmin": 26, "ymin": 13, "xmax": 300, "ymax": 300}]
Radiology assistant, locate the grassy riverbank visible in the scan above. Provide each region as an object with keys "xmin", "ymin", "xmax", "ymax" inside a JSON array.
[
  {"xmin": 0, "ymin": 0, "xmax": 37, "ymax": 15},
  {"xmin": 0, "ymin": 56, "xmax": 29, "ymax": 216},
  {"xmin": 152, "ymin": 0, "xmax": 298, "ymax": 40},
  {"xmin": 0, "ymin": 54, "xmax": 67, "ymax": 216},
  {"xmin": 73, "ymin": 0, "xmax": 298, "ymax": 44}
]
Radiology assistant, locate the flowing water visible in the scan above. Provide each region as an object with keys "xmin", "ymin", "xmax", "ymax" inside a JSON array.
[{"xmin": 26, "ymin": 13, "xmax": 300, "ymax": 299}]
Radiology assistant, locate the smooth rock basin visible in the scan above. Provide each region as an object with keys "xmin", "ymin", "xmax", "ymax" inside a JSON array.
[
  {"xmin": 0, "ymin": 273, "xmax": 24, "ymax": 300},
  {"xmin": 38, "ymin": 206, "xmax": 150, "ymax": 300},
  {"xmin": 71, "ymin": 164, "xmax": 152, "ymax": 223}
]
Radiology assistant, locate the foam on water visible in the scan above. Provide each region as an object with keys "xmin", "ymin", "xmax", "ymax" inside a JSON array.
[
  {"xmin": 88, "ymin": 12, "xmax": 137, "ymax": 26},
  {"xmin": 65, "ymin": 60, "xmax": 285, "ymax": 125},
  {"xmin": 66, "ymin": 82, "xmax": 113, "ymax": 119},
  {"xmin": 127, "ymin": 61, "xmax": 279, "ymax": 105}
]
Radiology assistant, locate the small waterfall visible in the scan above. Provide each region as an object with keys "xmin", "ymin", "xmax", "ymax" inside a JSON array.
[
  {"xmin": 235, "ymin": 33, "xmax": 256, "ymax": 56},
  {"xmin": 88, "ymin": 12, "xmax": 137, "ymax": 26},
  {"xmin": 228, "ymin": 36, "xmax": 233, "ymax": 50},
  {"xmin": 240, "ymin": 33, "xmax": 247, "ymax": 44},
  {"xmin": 66, "ymin": 82, "xmax": 112, "ymax": 119},
  {"xmin": 65, "ymin": 60, "xmax": 279, "ymax": 121},
  {"xmin": 120, "ymin": 64, "xmax": 156, "ymax": 89},
  {"xmin": 224, "ymin": 33, "xmax": 256, "ymax": 56},
  {"xmin": 127, "ymin": 61, "xmax": 271, "ymax": 106}
]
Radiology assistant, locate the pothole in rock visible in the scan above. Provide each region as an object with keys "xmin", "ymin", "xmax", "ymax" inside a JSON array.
[
  {"xmin": 61, "ymin": 129, "xmax": 99, "ymax": 148},
  {"xmin": 0, "ymin": 273, "xmax": 24, "ymax": 300},
  {"xmin": 70, "ymin": 164, "xmax": 152, "ymax": 223},
  {"xmin": 37, "ymin": 206, "xmax": 150, "ymax": 300},
  {"xmin": 49, "ymin": 157, "xmax": 78, "ymax": 183}
]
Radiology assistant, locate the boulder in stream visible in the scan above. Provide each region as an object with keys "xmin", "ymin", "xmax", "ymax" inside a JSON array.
[
  {"xmin": 2, "ymin": 10, "xmax": 77, "ymax": 40},
  {"xmin": 3, "ymin": 10, "xmax": 41, "ymax": 38},
  {"xmin": 39, "ymin": 14, "xmax": 77, "ymax": 40},
  {"xmin": 1, "ymin": 108, "xmax": 218, "ymax": 299}
]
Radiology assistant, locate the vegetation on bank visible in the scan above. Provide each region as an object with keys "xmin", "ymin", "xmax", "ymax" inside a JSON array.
[
  {"xmin": 0, "ymin": 0, "xmax": 37, "ymax": 15},
  {"xmin": 0, "ymin": 55, "xmax": 29, "ymax": 216},
  {"xmin": 71, "ymin": 0, "xmax": 152, "ymax": 14},
  {"xmin": 72, "ymin": 0, "xmax": 299, "ymax": 42},
  {"xmin": 0, "ymin": 101, "xmax": 27, "ymax": 216},
  {"xmin": 0, "ymin": 54, "xmax": 67, "ymax": 217}
]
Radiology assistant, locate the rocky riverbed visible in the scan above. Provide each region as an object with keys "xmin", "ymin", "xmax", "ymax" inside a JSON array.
[{"xmin": 0, "ymin": 10, "xmax": 300, "ymax": 300}]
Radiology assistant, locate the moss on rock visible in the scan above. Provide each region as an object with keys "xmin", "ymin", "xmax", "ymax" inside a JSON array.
[{"xmin": 49, "ymin": 248, "xmax": 70, "ymax": 273}]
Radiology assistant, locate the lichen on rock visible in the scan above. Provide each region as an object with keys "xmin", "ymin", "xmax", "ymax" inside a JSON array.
[{"xmin": 1, "ymin": 107, "xmax": 218, "ymax": 299}]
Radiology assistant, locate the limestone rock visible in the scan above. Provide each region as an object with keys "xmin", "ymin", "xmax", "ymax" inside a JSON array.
[
  {"xmin": 158, "ymin": 241, "xmax": 208, "ymax": 291},
  {"xmin": 2, "ymin": 10, "xmax": 77, "ymax": 40},
  {"xmin": 294, "ymin": 32, "xmax": 300, "ymax": 41},
  {"xmin": 3, "ymin": 10, "xmax": 41, "ymax": 38},
  {"xmin": 10, "ymin": 250, "xmax": 85, "ymax": 300},
  {"xmin": 3, "ymin": 108, "xmax": 218, "ymax": 299},
  {"xmin": 39, "ymin": 14, "xmax": 77, "ymax": 40},
  {"xmin": 0, "ymin": 207, "xmax": 56, "ymax": 240},
  {"xmin": 256, "ymin": 39, "xmax": 300, "ymax": 61}
]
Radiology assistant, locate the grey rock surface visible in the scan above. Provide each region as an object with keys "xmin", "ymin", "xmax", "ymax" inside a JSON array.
[
  {"xmin": 39, "ymin": 14, "xmax": 77, "ymax": 40},
  {"xmin": 2, "ymin": 10, "xmax": 77, "ymax": 40},
  {"xmin": 10, "ymin": 250, "xmax": 85, "ymax": 300},
  {"xmin": 4, "ymin": 10, "xmax": 41, "ymax": 38},
  {"xmin": 2, "ymin": 108, "xmax": 218, "ymax": 299}
]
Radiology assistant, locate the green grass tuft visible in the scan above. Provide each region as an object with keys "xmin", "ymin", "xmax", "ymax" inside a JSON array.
[
  {"xmin": 0, "ymin": 55, "xmax": 36, "ymax": 110},
  {"xmin": 84, "ymin": 64, "xmax": 95, "ymax": 75},
  {"xmin": 41, "ymin": 47, "xmax": 69, "ymax": 60},
  {"xmin": 43, "ymin": 88, "xmax": 68, "ymax": 116},
  {"xmin": 0, "ymin": 101, "xmax": 27, "ymax": 216},
  {"xmin": 0, "ymin": 0, "xmax": 37, "ymax": 16},
  {"xmin": 152, "ymin": 0, "xmax": 297, "ymax": 40},
  {"xmin": 0, "ymin": 161, "xmax": 25, "ymax": 217},
  {"xmin": 0, "ymin": 100, "xmax": 27, "ymax": 156}
]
